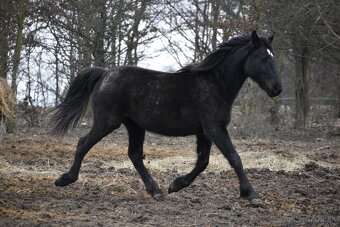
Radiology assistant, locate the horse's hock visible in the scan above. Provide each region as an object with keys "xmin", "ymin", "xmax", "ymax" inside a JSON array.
[{"xmin": 0, "ymin": 77, "xmax": 15, "ymax": 135}]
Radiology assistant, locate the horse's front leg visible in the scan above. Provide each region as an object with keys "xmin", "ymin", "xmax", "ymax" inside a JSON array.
[
  {"xmin": 204, "ymin": 125, "xmax": 261, "ymax": 206},
  {"xmin": 168, "ymin": 134, "xmax": 212, "ymax": 193}
]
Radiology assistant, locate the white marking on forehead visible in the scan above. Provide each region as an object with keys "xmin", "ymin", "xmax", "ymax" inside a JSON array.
[{"xmin": 267, "ymin": 48, "xmax": 274, "ymax": 57}]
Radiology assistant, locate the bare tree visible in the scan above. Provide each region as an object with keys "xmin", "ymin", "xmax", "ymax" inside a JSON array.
[{"xmin": 268, "ymin": 0, "xmax": 340, "ymax": 127}]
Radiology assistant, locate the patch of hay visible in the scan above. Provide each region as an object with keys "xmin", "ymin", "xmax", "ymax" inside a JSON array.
[
  {"xmin": 0, "ymin": 77, "xmax": 15, "ymax": 120},
  {"xmin": 93, "ymin": 151, "xmax": 339, "ymax": 174}
]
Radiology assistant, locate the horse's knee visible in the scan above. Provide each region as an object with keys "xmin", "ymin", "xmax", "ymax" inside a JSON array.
[
  {"xmin": 229, "ymin": 155, "xmax": 243, "ymax": 170},
  {"xmin": 128, "ymin": 148, "xmax": 143, "ymax": 163},
  {"xmin": 77, "ymin": 136, "xmax": 87, "ymax": 147}
]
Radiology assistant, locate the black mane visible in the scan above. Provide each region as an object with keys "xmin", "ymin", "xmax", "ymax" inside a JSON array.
[{"xmin": 178, "ymin": 35, "xmax": 252, "ymax": 73}]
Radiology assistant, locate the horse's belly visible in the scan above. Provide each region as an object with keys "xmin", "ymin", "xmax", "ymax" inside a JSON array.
[
  {"xmin": 131, "ymin": 111, "xmax": 200, "ymax": 136},
  {"xmin": 145, "ymin": 122, "xmax": 199, "ymax": 136}
]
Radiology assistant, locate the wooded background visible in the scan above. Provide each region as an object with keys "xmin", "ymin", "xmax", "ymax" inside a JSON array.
[{"xmin": 0, "ymin": 0, "xmax": 339, "ymax": 134}]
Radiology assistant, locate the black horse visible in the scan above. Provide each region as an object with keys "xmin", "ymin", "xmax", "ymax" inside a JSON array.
[{"xmin": 50, "ymin": 31, "xmax": 282, "ymax": 205}]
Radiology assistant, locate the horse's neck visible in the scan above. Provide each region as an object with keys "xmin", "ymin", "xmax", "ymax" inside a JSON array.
[{"xmin": 219, "ymin": 51, "xmax": 248, "ymax": 104}]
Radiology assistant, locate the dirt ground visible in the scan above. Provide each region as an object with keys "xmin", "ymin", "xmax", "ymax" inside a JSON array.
[{"xmin": 0, "ymin": 124, "xmax": 339, "ymax": 226}]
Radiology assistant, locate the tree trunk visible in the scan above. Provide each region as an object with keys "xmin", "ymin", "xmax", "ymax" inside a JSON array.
[
  {"xmin": 336, "ymin": 70, "xmax": 340, "ymax": 119},
  {"xmin": 12, "ymin": 0, "xmax": 27, "ymax": 98},
  {"xmin": 270, "ymin": 50, "xmax": 285, "ymax": 127},
  {"xmin": 125, "ymin": 0, "xmax": 148, "ymax": 65},
  {"xmin": 294, "ymin": 47, "xmax": 310, "ymax": 128},
  {"xmin": 69, "ymin": 6, "xmax": 77, "ymax": 81},
  {"xmin": 55, "ymin": 45, "xmax": 59, "ymax": 106},
  {"xmin": 0, "ymin": 35, "xmax": 9, "ymax": 79},
  {"xmin": 211, "ymin": 1, "xmax": 220, "ymax": 50},
  {"xmin": 117, "ymin": 0, "xmax": 124, "ymax": 66},
  {"xmin": 93, "ymin": 0, "xmax": 107, "ymax": 67},
  {"xmin": 193, "ymin": 0, "xmax": 200, "ymax": 62},
  {"xmin": 7, "ymin": 0, "xmax": 27, "ymax": 133},
  {"xmin": 0, "ymin": 0, "xmax": 11, "ymax": 79}
]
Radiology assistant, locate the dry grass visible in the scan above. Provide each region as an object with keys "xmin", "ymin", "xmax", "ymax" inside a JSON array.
[
  {"xmin": 0, "ymin": 77, "xmax": 14, "ymax": 120},
  {"xmin": 1, "ymin": 123, "xmax": 339, "ymax": 190},
  {"xmin": 1, "ymin": 134, "xmax": 338, "ymax": 180},
  {"xmin": 87, "ymin": 151, "xmax": 338, "ymax": 175}
]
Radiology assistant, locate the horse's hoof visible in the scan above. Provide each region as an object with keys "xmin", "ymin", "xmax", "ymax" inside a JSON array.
[
  {"xmin": 168, "ymin": 184, "xmax": 176, "ymax": 194},
  {"xmin": 153, "ymin": 193, "xmax": 165, "ymax": 201},
  {"xmin": 168, "ymin": 177, "xmax": 188, "ymax": 194},
  {"xmin": 168, "ymin": 182, "xmax": 180, "ymax": 194},
  {"xmin": 249, "ymin": 198, "xmax": 263, "ymax": 208},
  {"xmin": 55, "ymin": 173, "xmax": 77, "ymax": 187}
]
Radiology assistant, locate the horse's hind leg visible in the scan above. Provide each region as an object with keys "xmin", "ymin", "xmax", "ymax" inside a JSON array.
[
  {"xmin": 168, "ymin": 134, "xmax": 212, "ymax": 193},
  {"xmin": 124, "ymin": 119, "xmax": 163, "ymax": 200},
  {"xmin": 55, "ymin": 116, "xmax": 121, "ymax": 187}
]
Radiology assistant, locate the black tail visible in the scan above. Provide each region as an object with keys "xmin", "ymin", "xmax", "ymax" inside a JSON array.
[{"xmin": 49, "ymin": 67, "xmax": 106, "ymax": 134}]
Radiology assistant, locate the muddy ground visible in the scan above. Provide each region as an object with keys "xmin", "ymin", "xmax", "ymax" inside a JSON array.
[{"xmin": 0, "ymin": 124, "xmax": 339, "ymax": 226}]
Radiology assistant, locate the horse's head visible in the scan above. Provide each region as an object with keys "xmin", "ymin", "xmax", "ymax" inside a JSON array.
[{"xmin": 244, "ymin": 31, "xmax": 282, "ymax": 97}]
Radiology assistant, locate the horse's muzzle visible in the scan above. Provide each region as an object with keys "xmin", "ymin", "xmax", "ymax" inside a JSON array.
[{"xmin": 267, "ymin": 82, "xmax": 282, "ymax": 97}]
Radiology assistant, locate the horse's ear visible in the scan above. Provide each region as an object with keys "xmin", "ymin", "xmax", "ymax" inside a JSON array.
[
  {"xmin": 268, "ymin": 32, "xmax": 275, "ymax": 43},
  {"xmin": 251, "ymin": 30, "xmax": 260, "ymax": 47}
]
